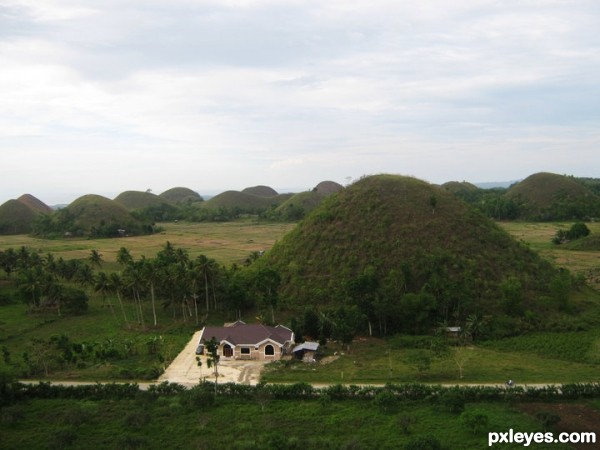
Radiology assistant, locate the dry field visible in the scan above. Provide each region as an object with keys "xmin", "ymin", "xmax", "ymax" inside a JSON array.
[
  {"xmin": 498, "ymin": 221, "xmax": 600, "ymax": 289},
  {"xmin": 0, "ymin": 220, "xmax": 297, "ymax": 266}
]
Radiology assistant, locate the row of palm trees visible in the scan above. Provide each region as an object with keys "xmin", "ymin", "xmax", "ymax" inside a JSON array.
[{"xmin": 0, "ymin": 243, "xmax": 259, "ymax": 327}]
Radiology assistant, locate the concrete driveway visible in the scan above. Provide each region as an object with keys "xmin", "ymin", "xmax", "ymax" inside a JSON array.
[{"xmin": 158, "ymin": 331, "xmax": 266, "ymax": 387}]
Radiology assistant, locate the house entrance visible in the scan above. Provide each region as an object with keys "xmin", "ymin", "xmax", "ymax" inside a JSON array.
[{"xmin": 223, "ymin": 344, "xmax": 233, "ymax": 357}]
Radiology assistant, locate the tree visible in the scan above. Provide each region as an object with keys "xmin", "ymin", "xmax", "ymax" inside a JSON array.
[
  {"xmin": 109, "ymin": 272, "xmax": 129, "ymax": 325},
  {"xmin": 460, "ymin": 409, "xmax": 489, "ymax": 435},
  {"xmin": 94, "ymin": 272, "xmax": 116, "ymax": 318},
  {"xmin": 329, "ymin": 305, "xmax": 364, "ymax": 352},
  {"xmin": 253, "ymin": 268, "xmax": 281, "ymax": 324},
  {"xmin": 88, "ymin": 249, "xmax": 103, "ymax": 268},
  {"xmin": 204, "ymin": 337, "xmax": 220, "ymax": 396},
  {"xmin": 116, "ymin": 247, "xmax": 133, "ymax": 267}
]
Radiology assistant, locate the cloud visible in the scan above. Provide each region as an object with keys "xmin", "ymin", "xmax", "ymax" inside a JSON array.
[{"xmin": 0, "ymin": 1, "xmax": 599, "ymax": 204}]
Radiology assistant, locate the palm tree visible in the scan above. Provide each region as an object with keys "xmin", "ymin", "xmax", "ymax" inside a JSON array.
[
  {"xmin": 108, "ymin": 272, "xmax": 129, "ymax": 325},
  {"xmin": 116, "ymin": 247, "xmax": 133, "ymax": 267},
  {"xmin": 89, "ymin": 249, "xmax": 104, "ymax": 268},
  {"xmin": 140, "ymin": 258, "xmax": 160, "ymax": 327},
  {"xmin": 123, "ymin": 260, "xmax": 146, "ymax": 327},
  {"xmin": 95, "ymin": 271, "xmax": 116, "ymax": 318}
]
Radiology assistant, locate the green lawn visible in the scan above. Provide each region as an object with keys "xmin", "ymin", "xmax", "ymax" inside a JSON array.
[{"xmin": 262, "ymin": 337, "xmax": 600, "ymax": 385}]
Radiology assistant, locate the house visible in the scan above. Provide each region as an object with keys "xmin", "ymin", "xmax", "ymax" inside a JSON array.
[
  {"xmin": 292, "ymin": 341, "xmax": 320, "ymax": 362},
  {"xmin": 445, "ymin": 326, "xmax": 462, "ymax": 339},
  {"xmin": 197, "ymin": 321, "xmax": 294, "ymax": 361}
]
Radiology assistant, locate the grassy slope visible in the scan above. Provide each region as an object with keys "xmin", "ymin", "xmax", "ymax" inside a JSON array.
[
  {"xmin": 0, "ymin": 397, "xmax": 569, "ymax": 450},
  {"xmin": 0, "ymin": 200, "xmax": 38, "ymax": 234},
  {"xmin": 264, "ymin": 174, "xmax": 557, "ymax": 310},
  {"xmin": 113, "ymin": 190, "xmax": 171, "ymax": 210}
]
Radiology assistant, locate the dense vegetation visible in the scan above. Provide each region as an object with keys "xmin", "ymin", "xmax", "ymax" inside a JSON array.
[
  {"xmin": 261, "ymin": 175, "xmax": 576, "ymax": 341},
  {"xmin": 3, "ymin": 380, "xmax": 594, "ymax": 450},
  {"xmin": 446, "ymin": 173, "xmax": 600, "ymax": 221}
]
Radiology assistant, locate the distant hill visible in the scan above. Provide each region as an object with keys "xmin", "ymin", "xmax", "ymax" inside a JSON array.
[
  {"xmin": 241, "ymin": 185, "xmax": 279, "ymax": 197},
  {"xmin": 114, "ymin": 190, "xmax": 171, "ymax": 211},
  {"xmin": 203, "ymin": 190, "xmax": 291, "ymax": 212},
  {"xmin": 0, "ymin": 194, "xmax": 52, "ymax": 235},
  {"xmin": 274, "ymin": 181, "xmax": 344, "ymax": 220},
  {"xmin": 506, "ymin": 172, "xmax": 600, "ymax": 220},
  {"xmin": 441, "ymin": 181, "xmax": 479, "ymax": 195},
  {"xmin": 159, "ymin": 187, "xmax": 204, "ymax": 203},
  {"xmin": 314, "ymin": 180, "xmax": 343, "ymax": 195},
  {"xmin": 63, "ymin": 194, "xmax": 151, "ymax": 237},
  {"xmin": 260, "ymin": 174, "xmax": 559, "ymax": 331},
  {"xmin": 17, "ymin": 194, "xmax": 53, "ymax": 214},
  {"xmin": 0, "ymin": 199, "xmax": 38, "ymax": 235}
]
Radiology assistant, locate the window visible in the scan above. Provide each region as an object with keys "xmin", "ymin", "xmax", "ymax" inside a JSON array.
[
  {"xmin": 241, "ymin": 347, "xmax": 251, "ymax": 355},
  {"xmin": 264, "ymin": 344, "xmax": 275, "ymax": 356}
]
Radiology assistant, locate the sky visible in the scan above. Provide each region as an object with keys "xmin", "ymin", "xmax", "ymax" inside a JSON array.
[{"xmin": 1, "ymin": 0, "xmax": 599, "ymax": 205}]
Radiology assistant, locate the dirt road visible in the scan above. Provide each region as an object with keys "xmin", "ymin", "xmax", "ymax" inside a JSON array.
[{"xmin": 157, "ymin": 331, "xmax": 266, "ymax": 387}]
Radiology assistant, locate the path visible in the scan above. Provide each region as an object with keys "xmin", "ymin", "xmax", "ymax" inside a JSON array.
[{"xmin": 157, "ymin": 331, "xmax": 266, "ymax": 387}]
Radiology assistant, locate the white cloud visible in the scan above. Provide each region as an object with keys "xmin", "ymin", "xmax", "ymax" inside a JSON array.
[{"xmin": 0, "ymin": 1, "xmax": 599, "ymax": 204}]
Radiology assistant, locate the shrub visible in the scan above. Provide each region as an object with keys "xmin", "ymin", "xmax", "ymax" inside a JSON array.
[
  {"xmin": 404, "ymin": 435, "xmax": 443, "ymax": 450},
  {"xmin": 460, "ymin": 409, "xmax": 489, "ymax": 434}
]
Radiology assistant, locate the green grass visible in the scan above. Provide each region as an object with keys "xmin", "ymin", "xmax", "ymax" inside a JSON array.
[
  {"xmin": 0, "ymin": 219, "xmax": 296, "ymax": 266},
  {"xmin": 498, "ymin": 221, "xmax": 600, "ymax": 289},
  {"xmin": 0, "ymin": 396, "xmax": 570, "ymax": 450},
  {"xmin": 262, "ymin": 337, "xmax": 600, "ymax": 385}
]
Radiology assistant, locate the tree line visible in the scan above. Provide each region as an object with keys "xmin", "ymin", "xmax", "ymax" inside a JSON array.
[{"xmin": 0, "ymin": 243, "xmax": 283, "ymax": 328}]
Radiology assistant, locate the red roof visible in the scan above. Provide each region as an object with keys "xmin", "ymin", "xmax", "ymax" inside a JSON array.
[{"xmin": 200, "ymin": 323, "xmax": 293, "ymax": 347}]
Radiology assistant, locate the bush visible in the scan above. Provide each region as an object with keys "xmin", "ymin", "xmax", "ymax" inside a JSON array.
[
  {"xmin": 460, "ymin": 409, "xmax": 489, "ymax": 434},
  {"xmin": 404, "ymin": 435, "xmax": 443, "ymax": 450}
]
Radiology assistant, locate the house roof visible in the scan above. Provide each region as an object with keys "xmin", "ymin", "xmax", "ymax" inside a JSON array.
[
  {"xmin": 292, "ymin": 342, "xmax": 319, "ymax": 353},
  {"xmin": 199, "ymin": 323, "xmax": 294, "ymax": 347}
]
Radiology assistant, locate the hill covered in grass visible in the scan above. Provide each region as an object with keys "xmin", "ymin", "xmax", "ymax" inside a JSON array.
[
  {"xmin": 17, "ymin": 194, "xmax": 53, "ymax": 214},
  {"xmin": 261, "ymin": 174, "xmax": 562, "ymax": 335},
  {"xmin": 31, "ymin": 194, "xmax": 155, "ymax": 238},
  {"xmin": 114, "ymin": 190, "xmax": 172, "ymax": 210},
  {"xmin": 159, "ymin": 187, "xmax": 204, "ymax": 203},
  {"xmin": 0, "ymin": 200, "xmax": 39, "ymax": 235},
  {"xmin": 0, "ymin": 194, "xmax": 52, "ymax": 235},
  {"xmin": 241, "ymin": 185, "xmax": 279, "ymax": 197},
  {"xmin": 272, "ymin": 181, "xmax": 344, "ymax": 220},
  {"xmin": 203, "ymin": 190, "xmax": 292, "ymax": 213},
  {"xmin": 506, "ymin": 172, "xmax": 600, "ymax": 220}
]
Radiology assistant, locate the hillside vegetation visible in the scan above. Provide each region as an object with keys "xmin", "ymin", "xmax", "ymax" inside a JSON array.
[
  {"xmin": 506, "ymin": 172, "xmax": 600, "ymax": 220},
  {"xmin": 0, "ymin": 194, "xmax": 52, "ymax": 235},
  {"xmin": 32, "ymin": 194, "xmax": 155, "ymax": 238},
  {"xmin": 114, "ymin": 190, "xmax": 172, "ymax": 211},
  {"xmin": 159, "ymin": 187, "xmax": 203, "ymax": 203},
  {"xmin": 262, "ymin": 175, "xmax": 564, "ymax": 336}
]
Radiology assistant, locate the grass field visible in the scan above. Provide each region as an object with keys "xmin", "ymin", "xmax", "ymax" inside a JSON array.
[
  {"xmin": 498, "ymin": 221, "xmax": 600, "ymax": 289},
  {"xmin": 0, "ymin": 219, "xmax": 296, "ymax": 267},
  {"xmin": 1, "ymin": 219, "xmax": 600, "ymax": 385},
  {"xmin": 0, "ymin": 395, "xmax": 572, "ymax": 450},
  {"xmin": 262, "ymin": 336, "xmax": 600, "ymax": 385}
]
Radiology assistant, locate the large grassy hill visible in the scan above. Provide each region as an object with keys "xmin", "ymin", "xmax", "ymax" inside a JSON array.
[
  {"xmin": 17, "ymin": 194, "xmax": 53, "ymax": 214},
  {"xmin": 159, "ymin": 187, "xmax": 203, "ymax": 203},
  {"xmin": 0, "ymin": 199, "xmax": 38, "ymax": 235},
  {"xmin": 62, "ymin": 194, "xmax": 152, "ymax": 236},
  {"xmin": 114, "ymin": 190, "xmax": 172, "ymax": 211},
  {"xmin": 0, "ymin": 194, "xmax": 52, "ymax": 235},
  {"xmin": 241, "ymin": 185, "xmax": 279, "ymax": 197},
  {"xmin": 506, "ymin": 172, "xmax": 600, "ymax": 220},
  {"xmin": 261, "ymin": 174, "xmax": 560, "ymax": 323},
  {"xmin": 202, "ymin": 190, "xmax": 292, "ymax": 212}
]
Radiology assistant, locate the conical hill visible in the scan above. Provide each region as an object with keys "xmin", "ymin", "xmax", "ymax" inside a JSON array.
[
  {"xmin": 506, "ymin": 172, "xmax": 600, "ymax": 220},
  {"xmin": 261, "ymin": 174, "xmax": 558, "ymax": 317}
]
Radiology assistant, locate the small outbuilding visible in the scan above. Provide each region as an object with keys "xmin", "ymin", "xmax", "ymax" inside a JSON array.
[{"xmin": 292, "ymin": 341, "xmax": 320, "ymax": 362}]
